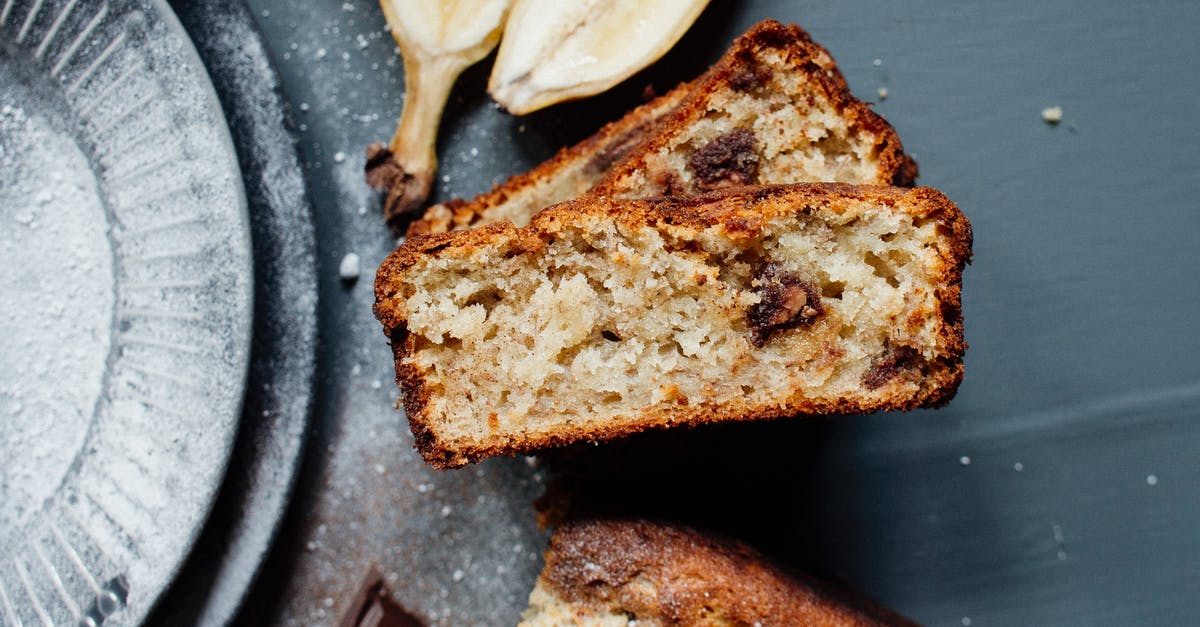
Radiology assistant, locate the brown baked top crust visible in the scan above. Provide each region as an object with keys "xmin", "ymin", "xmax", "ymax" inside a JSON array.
[
  {"xmin": 530, "ymin": 518, "xmax": 918, "ymax": 626},
  {"xmin": 375, "ymin": 183, "xmax": 971, "ymax": 469}
]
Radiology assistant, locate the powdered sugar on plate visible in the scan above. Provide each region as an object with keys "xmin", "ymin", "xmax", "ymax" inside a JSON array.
[
  {"xmin": 0, "ymin": 95, "xmax": 114, "ymax": 534},
  {"xmin": 0, "ymin": 0, "xmax": 252, "ymax": 624}
]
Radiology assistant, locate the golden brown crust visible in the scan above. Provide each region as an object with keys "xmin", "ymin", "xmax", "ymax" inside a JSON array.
[
  {"xmin": 591, "ymin": 19, "xmax": 916, "ymax": 195},
  {"xmin": 534, "ymin": 518, "xmax": 918, "ymax": 626},
  {"xmin": 405, "ymin": 83, "xmax": 693, "ymax": 238},
  {"xmin": 374, "ymin": 183, "xmax": 971, "ymax": 469}
]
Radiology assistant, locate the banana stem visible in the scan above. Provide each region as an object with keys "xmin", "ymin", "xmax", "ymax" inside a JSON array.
[
  {"xmin": 367, "ymin": 0, "xmax": 510, "ymax": 232},
  {"xmin": 366, "ymin": 53, "xmax": 469, "ymax": 230},
  {"xmin": 389, "ymin": 54, "xmax": 463, "ymax": 176}
]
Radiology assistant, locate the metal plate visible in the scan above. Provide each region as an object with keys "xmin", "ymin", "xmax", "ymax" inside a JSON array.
[
  {"xmin": 146, "ymin": 0, "xmax": 319, "ymax": 624},
  {"xmin": 0, "ymin": 0, "xmax": 251, "ymax": 624},
  {"xmin": 246, "ymin": 1, "xmax": 1200, "ymax": 625}
]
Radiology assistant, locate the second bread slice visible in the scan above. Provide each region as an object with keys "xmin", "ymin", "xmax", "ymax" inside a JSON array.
[{"xmin": 376, "ymin": 184, "xmax": 971, "ymax": 468}]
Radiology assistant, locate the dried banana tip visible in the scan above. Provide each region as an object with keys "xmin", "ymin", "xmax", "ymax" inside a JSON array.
[
  {"xmin": 364, "ymin": 143, "xmax": 434, "ymax": 230},
  {"xmin": 365, "ymin": 143, "xmax": 402, "ymax": 190}
]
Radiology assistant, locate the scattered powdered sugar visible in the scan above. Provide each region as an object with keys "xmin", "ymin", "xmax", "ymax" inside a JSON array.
[
  {"xmin": 254, "ymin": 3, "xmax": 549, "ymax": 623},
  {"xmin": 0, "ymin": 94, "xmax": 114, "ymax": 534},
  {"xmin": 136, "ymin": 3, "xmax": 321, "ymax": 625}
]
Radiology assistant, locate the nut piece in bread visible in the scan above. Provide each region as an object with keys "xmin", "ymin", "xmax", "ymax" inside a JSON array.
[
  {"xmin": 520, "ymin": 518, "xmax": 918, "ymax": 626},
  {"xmin": 407, "ymin": 19, "xmax": 915, "ymax": 237},
  {"xmin": 375, "ymin": 184, "xmax": 971, "ymax": 468}
]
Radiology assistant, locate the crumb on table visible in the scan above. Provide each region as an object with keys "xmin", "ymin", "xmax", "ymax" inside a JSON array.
[{"xmin": 340, "ymin": 252, "xmax": 361, "ymax": 282}]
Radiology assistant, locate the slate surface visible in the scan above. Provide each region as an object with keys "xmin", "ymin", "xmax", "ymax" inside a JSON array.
[
  {"xmin": 148, "ymin": 1, "xmax": 317, "ymax": 624},
  {"xmin": 236, "ymin": 2, "xmax": 1200, "ymax": 625}
]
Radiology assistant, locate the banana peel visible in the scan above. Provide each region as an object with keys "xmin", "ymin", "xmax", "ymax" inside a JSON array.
[
  {"xmin": 366, "ymin": 0, "xmax": 511, "ymax": 227},
  {"xmin": 488, "ymin": 0, "xmax": 711, "ymax": 115}
]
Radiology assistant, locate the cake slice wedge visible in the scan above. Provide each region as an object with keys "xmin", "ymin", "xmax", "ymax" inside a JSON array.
[
  {"xmin": 375, "ymin": 184, "xmax": 971, "ymax": 468},
  {"xmin": 520, "ymin": 518, "xmax": 917, "ymax": 626},
  {"xmin": 589, "ymin": 20, "xmax": 917, "ymax": 199},
  {"xmin": 407, "ymin": 19, "xmax": 913, "ymax": 237}
]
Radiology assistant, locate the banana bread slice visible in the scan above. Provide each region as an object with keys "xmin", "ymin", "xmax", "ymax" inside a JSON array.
[
  {"xmin": 520, "ymin": 518, "xmax": 916, "ymax": 626},
  {"xmin": 407, "ymin": 19, "xmax": 912, "ymax": 237},
  {"xmin": 375, "ymin": 184, "xmax": 971, "ymax": 468}
]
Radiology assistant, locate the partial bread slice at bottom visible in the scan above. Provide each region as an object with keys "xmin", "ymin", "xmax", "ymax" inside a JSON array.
[
  {"xmin": 520, "ymin": 518, "xmax": 917, "ymax": 626},
  {"xmin": 375, "ymin": 184, "xmax": 971, "ymax": 468}
]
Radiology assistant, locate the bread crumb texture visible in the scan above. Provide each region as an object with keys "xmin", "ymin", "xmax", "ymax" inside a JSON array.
[
  {"xmin": 594, "ymin": 44, "xmax": 900, "ymax": 199},
  {"xmin": 376, "ymin": 184, "xmax": 969, "ymax": 467}
]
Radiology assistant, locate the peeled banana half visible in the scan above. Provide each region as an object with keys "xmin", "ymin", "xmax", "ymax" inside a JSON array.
[
  {"xmin": 368, "ymin": 0, "xmax": 511, "ymax": 227},
  {"xmin": 368, "ymin": 0, "xmax": 708, "ymax": 227},
  {"xmin": 488, "ymin": 0, "xmax": 711, "ymax": 115},
  {"xmin": 382, "ymin": 0, "xmax": 510, "ymax": 60}
]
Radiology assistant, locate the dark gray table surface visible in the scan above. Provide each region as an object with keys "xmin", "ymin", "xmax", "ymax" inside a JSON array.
[{"xmin": 234, "ymin": 1, "xmax": 1200, "ymax": 625}]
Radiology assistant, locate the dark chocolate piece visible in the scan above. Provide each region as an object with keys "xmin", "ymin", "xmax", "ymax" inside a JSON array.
[
  {"xmin": 584, "ymin": 122, "xmax": 653, "ymax": 175},
  {"xmin": 337, "ymin": 567, "xmax": 424, "ymax": 627},
  {"xmin": 687, "ymin": 129, "xmax": 760, "ymax": 190},
  {"xmin": 730, "ymin": 65, "xmax": 773, "ymax": 92},
  {"xmin": 862, "ymin": 346, "xmax": 919, "ymax": 389}
]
